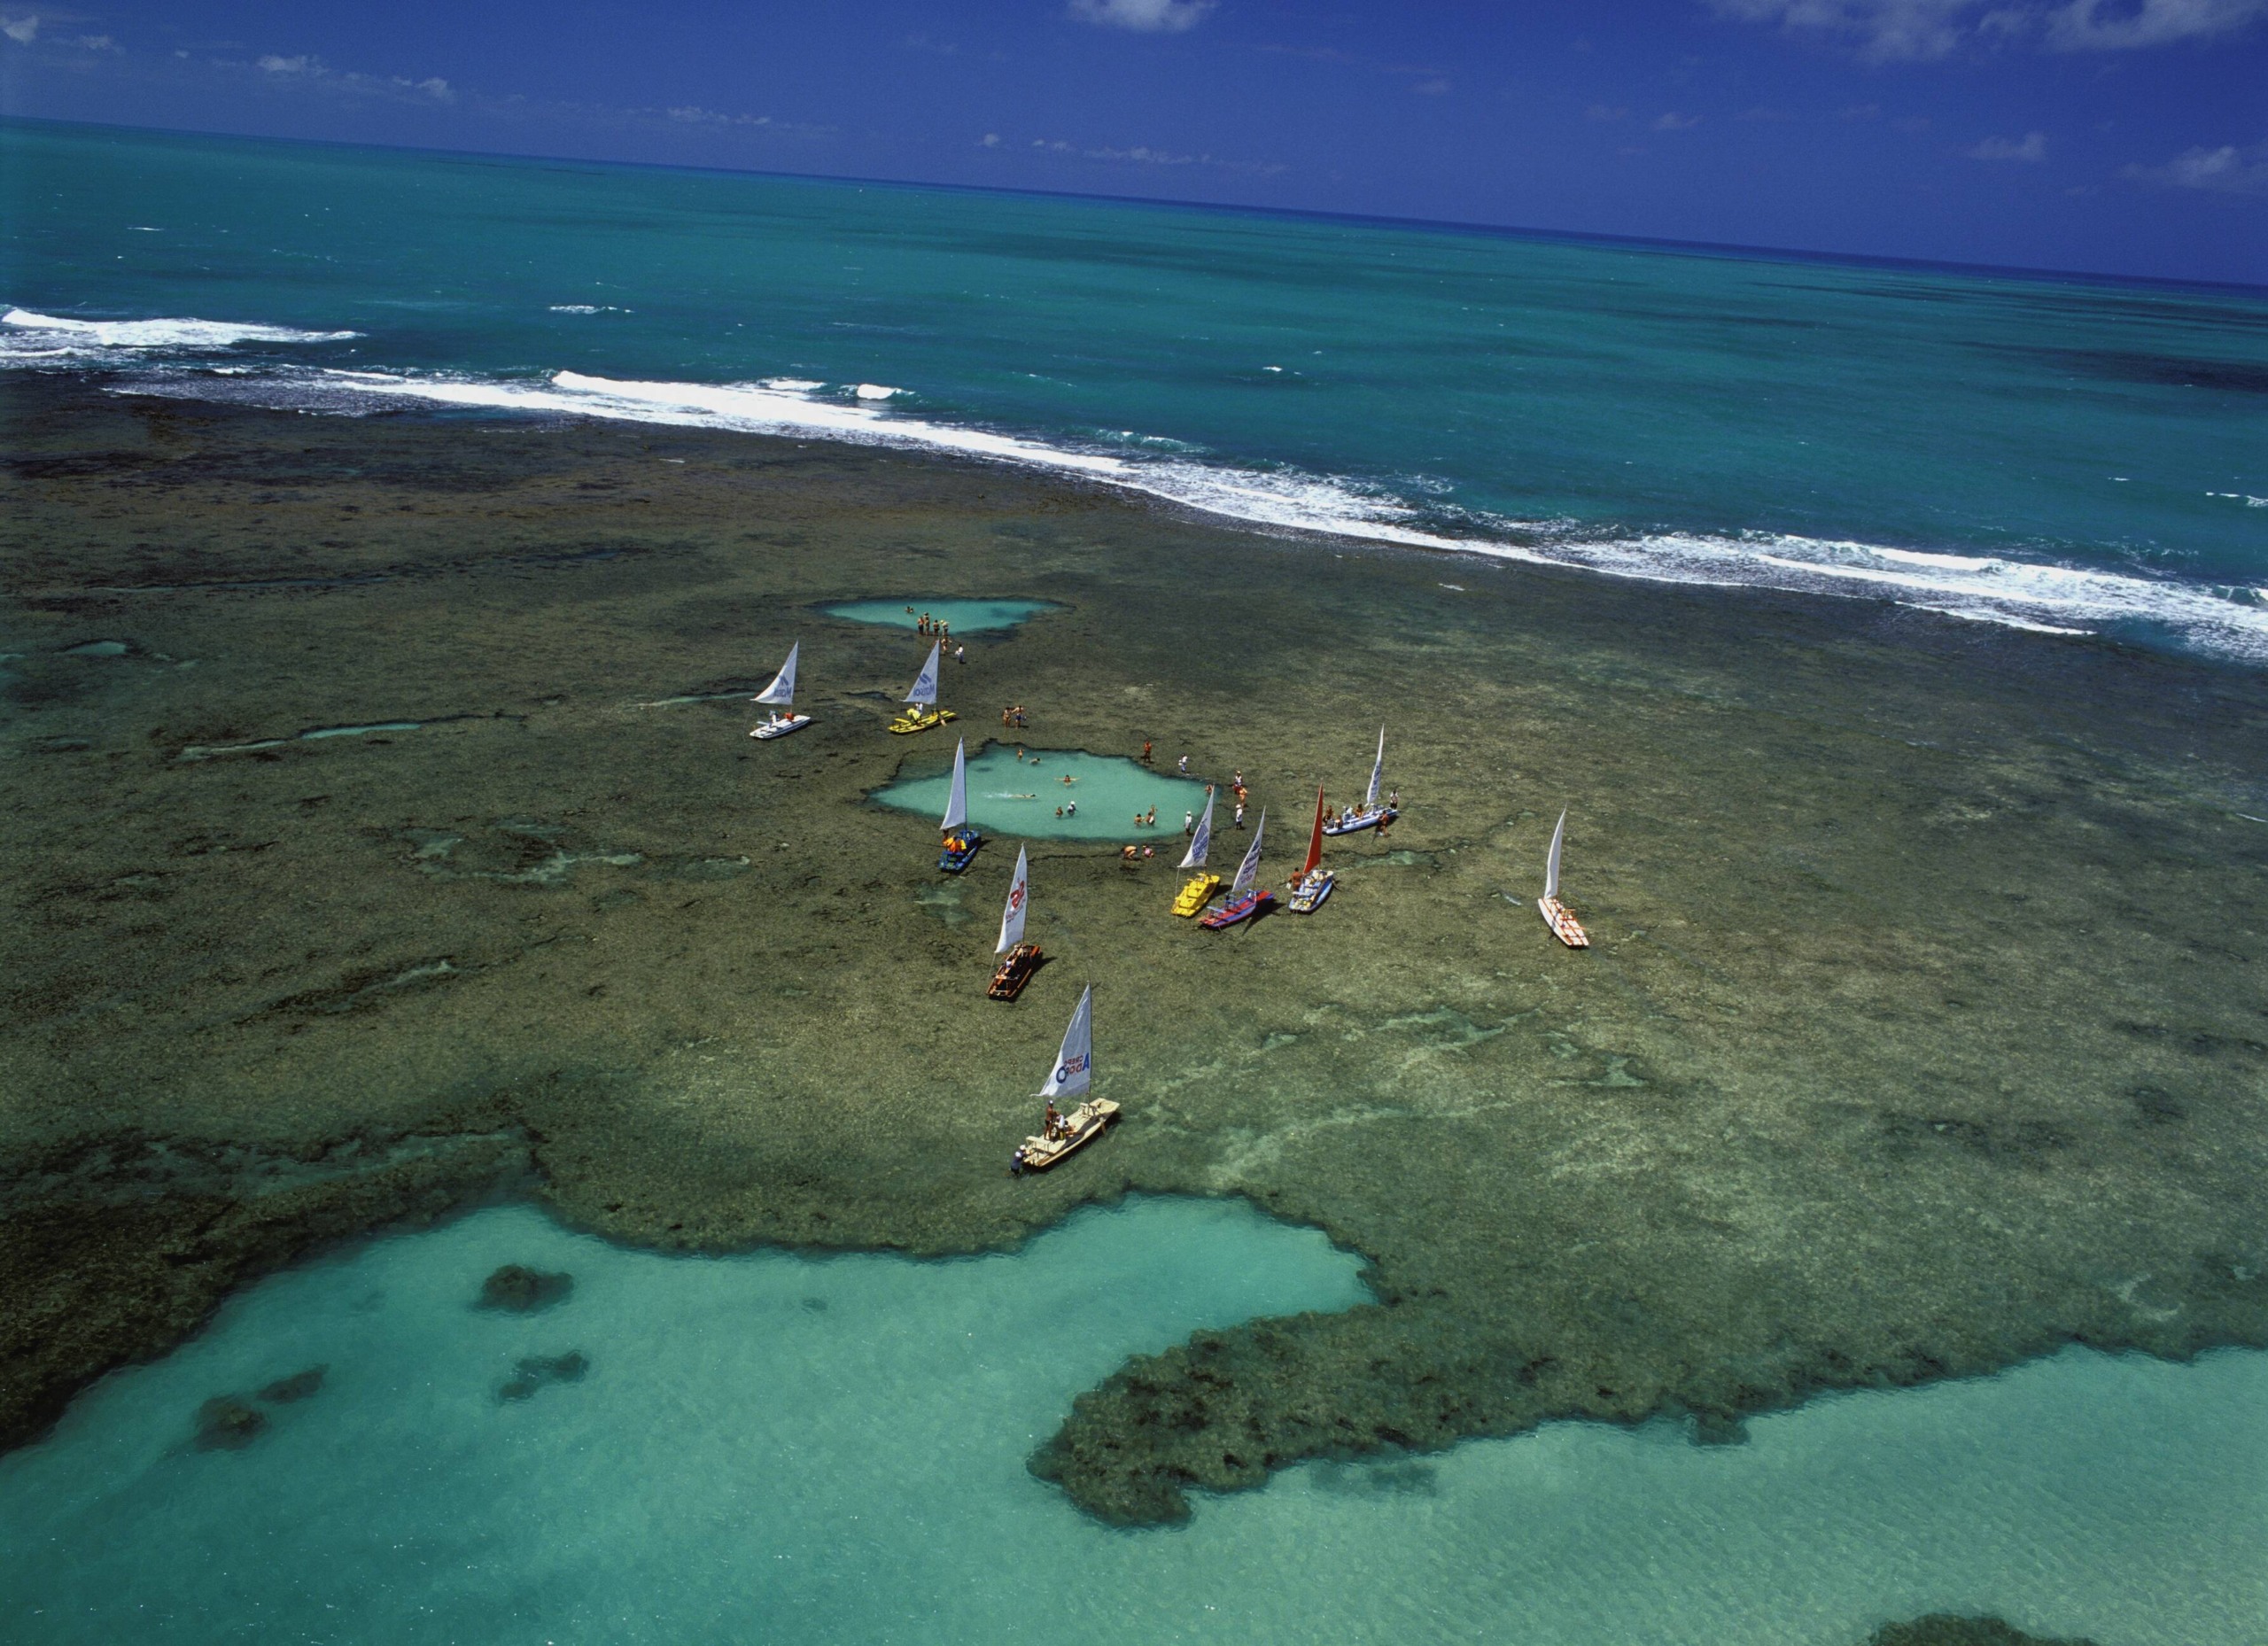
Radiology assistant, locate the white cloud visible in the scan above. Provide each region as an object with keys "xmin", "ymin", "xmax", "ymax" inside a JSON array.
[
  {"xmin": 1654, "ymin": 111, "xmax": 1703, "ymax": 129},
  {"xmin": 1411, "ymin": 76, "xmax": 1451, "ymax": 95},
  {"xmin": 1, "ymin": 13, "xmax": 37, "ymax": 43},
  {"xmin": 1068, "ymin": 0, "xmax": 1215, "ymax": 34},
  {"xmin": 256, "ymin": 53, "xmax": 319, "ymax": 74},
  {"xmin": 1969, "ymin": 130, "xmax": 2047, "ymax": 159},
  {"xmin": 73, "ymin": 33, "xmax": 113, "ymax": 49},
  {"xmin": 1710, "ymin": 0, "xmax": 2268, "ymax": 58},
  {"xmin": 2121, "ymin": 138, "xmax": 2268, "ymax": 193}
]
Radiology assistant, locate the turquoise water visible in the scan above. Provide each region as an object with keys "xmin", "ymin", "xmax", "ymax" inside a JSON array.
[
  {"xmin": 822, "ymin": 598, "xmax": 1062, "ymax": 634},
  {"xmin": 875, "ymin": 746, "xmax": 1215, "ymax": 842},
  {"xmin": 0, "ymin": 1198, "xmax": 2258, "ymax": 1646},
  {"xmin": 4, "ymin": 120, "xmax": 2265, "ymax": 657}
]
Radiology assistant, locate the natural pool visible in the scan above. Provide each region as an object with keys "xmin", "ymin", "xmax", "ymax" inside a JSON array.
[
  {"xmin": 874, "ymin": 745, "xmax": 1217, "ymax": 843},
  {"xmin": 0, "ymin": 1197, "xmax": 2257, "ymax": 1646},
  {"xmin": 821, "ymin": 598, "xmax": 1061, "ymax": 634}
]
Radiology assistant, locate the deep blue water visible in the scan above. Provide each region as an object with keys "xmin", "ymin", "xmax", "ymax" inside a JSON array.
[{"xmin": 4, "ymin": 119, "xmax": 2266, "ymax": 658}]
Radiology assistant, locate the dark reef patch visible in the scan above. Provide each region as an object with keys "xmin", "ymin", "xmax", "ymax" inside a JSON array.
[
  {"xmin": 192, "ymin": 1394, "xmax": 267, "ymax": 1451},
  {"xmin": 256, "ymin": 1364, "xmax": 327, "ymax": 1404},
  {"xmin": 478, "ymin": 1265, "xmax": 574, "ymax": 1313},
  {"xmin": 1866, "ymin": 1617, "xmax": 2098, "ymax": 1646},
  {"xmin": 498, "ymin": 1351, "xmax": 589, "ymax": 1403}
]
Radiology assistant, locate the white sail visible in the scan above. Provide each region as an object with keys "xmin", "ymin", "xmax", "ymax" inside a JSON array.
[
  {"xmin": 905, "ymin": 641, "xmax": 942, "ymax": 707},
  {"xmin": 1544, "ymin": 809, "xmax": 1566, "ymax": 902},
  {"xmin": 1229, "ymin": 809, "xmax": 1266, "ymax": 901},
  {"xmin": 997, "ymin": 844, "xmax": 1029, "ymax": 953},
  {"xmin": 941, "ymin": 738, "xmax": 969, "ymax": 833},
  {"xmin": 1178, "ymin": 788, "xmax": 1215, "ymax": 870},
  {"xmin": 1366, "ymin": 726, "xmax": 1386, "ymax": 808},
  {"xmin": 1039, "ymin": 983, "xmax": 1092, "ymax": 1099},
  {"xmin": 752, "ymin": 641, "xmax": 799, "ymax": 707}
]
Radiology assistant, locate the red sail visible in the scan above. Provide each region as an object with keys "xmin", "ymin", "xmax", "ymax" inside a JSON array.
[{"xmin": 1302, "ymin": 784, "xmax": 1325, "ymax": 878}]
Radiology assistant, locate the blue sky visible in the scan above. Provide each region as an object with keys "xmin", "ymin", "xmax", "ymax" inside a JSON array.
[{"xmin": 2, "ymin": 1, "xmax": 2262, "ymax": 283}]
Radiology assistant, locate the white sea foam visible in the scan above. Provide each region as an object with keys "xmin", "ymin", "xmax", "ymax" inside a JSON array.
[
  {"xmin": 111, "ymin": 358, "xmax": 2268, "ymax": 663},
  {"xmin": 1, "ymin": 307, "xmax": 359, "ymax": 365}
]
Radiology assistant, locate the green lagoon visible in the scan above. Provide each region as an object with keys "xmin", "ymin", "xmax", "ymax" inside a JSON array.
[
  {"xmin": 874, "ymin": 745, "xmax": 1216, "ymax": 843},
  {"xmin": 822, "ymin": 598, "xmax": 1062, "ymax": 635}
]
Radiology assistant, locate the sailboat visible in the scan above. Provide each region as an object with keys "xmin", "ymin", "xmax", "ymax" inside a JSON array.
[
  {"xmin": 1200, "ymin": 807, "xmax": 1275, "ymax": 928},
  {"xmin": 937, "ymin": 738, "xmax": 983, "ymax": 872},
  {"xmin": 1014, "ymin": 984, "xmax": 1117, "ymax": 1172},
  {"xmin": 1170, "ymin": 786, "xmax": 1221, "ymax": 917},
  {"xmin": 1323, "ymin": 726, "xmax": 1400, "ymax": 835},
  {"xmin": 988, "ymin": 844, "xmax": 1042, "ymax": 1000},
  {"xmin": 889, "ymin": 641, "xmax": 956, "ymax": 734},
  {"xmin": 1287, "ymin": 784, "xmax": 1334, "ymax": 912},
  {"xmin": 1538, "ymin": 809, "xmax": 1590, "ymax": 948},
  {"xmin": 748, "ymin": 641, "xmax": 812, "ymax": 740}
]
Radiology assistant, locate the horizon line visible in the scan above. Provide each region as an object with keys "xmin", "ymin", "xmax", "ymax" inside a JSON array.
[{"xmin": 6, "ymin": 112, "xmax": 2264, "ymax": 300}]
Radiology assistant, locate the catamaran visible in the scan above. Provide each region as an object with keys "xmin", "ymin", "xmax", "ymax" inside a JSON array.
[
  {"xmin": 889, "ymin": 641, "xmax": 955, "ymax": 734},
  {"xmin": 1323, "ymin": 726, "xmax": 1399, "ymax": 835},
  {"xmin": 1170, "ymin": 786, "xmax": 1220, "ymax": 917},
  {"xmin": 749, "ymin": 641, "xmax": 812, "ymax": 740},
  {"xmin": 1014, "ymin": 984, "xmax": 1117, "ymax": 1171},
  {"xmin": 937, "ymin": 738, "xmax": 983, "ymax": 872},
  {"xmin": 1538, "ymin": 808, "xmax": 1590, "ymax": 948},
  {"xmin": 989, "ymin": 843, "xmax": 1041, "ymax": 1000},
  {"xmin": 1287, "ymin": 784, "xmax": 1334, "ymax": 912},
  {"xmin": 1200, "ymin": 807, "xmax": 1275, "ymax": 928}
]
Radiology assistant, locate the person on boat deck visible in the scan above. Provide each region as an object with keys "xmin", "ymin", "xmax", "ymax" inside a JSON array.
[{"xmin": 1045, "ymin": 1101, "xmax": 1064, "ymax": 1138}]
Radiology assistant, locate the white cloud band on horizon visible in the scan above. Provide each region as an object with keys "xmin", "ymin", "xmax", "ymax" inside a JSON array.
[{"xmin": 2122, "ymin": 138, "xmax": 2268, "ymax": 193}]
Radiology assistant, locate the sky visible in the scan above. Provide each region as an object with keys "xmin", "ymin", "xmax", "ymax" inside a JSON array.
[{"xmin": 0, "ymin": 0, "xmax": 2262, "ymax": 284}]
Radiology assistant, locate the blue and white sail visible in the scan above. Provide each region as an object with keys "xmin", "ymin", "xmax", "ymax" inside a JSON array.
[
  {"xmin": 998, "ymin": 844, "xmax": 1029, "ymax": 954},
  {"xmin": 1039, "ymin": 983, "xmax": 1092, "ymax": 1099},
  {"xmin": 1229, "ymin": 809, "xmax": 1266, "ymax": 901},
  {"xmin": 753, "ymin": 641, "xmax": 799, "ymax": 707},
  {"xmin": 941, "ymin": 739, "xmax": 969, "ymax": 834},
  {"xmin": 1179, "ymin": 788, "xmax": 1215, "ymax": 871},
  {"xmin": 905, "ymin": 641, "xmax": 942, "ymax": 708},
  {"xmin": 1365, "ymin": 726, "xmax": 1386, "ymax": 808}
]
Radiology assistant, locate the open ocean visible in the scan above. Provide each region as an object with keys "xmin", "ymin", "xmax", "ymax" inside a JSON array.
[{"xmin": 4, "ymin": 116, "xmax": 2266, "ymax": 660}]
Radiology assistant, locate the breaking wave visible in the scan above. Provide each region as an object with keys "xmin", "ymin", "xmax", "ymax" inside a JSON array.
[{"xmin": 0, "ymin": 307, "xmax": 359, "ymax": 366}]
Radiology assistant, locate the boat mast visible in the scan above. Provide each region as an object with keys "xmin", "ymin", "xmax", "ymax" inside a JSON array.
[
  {"xmin": 1179, "ymin": 787, "xmax": 1215, "ymax": 870},
  {"xmin": 941, "ymin": 738, "xmax": 968, "ymax": 835},
  {"xmin": 998, "ymin": 844, "xmax": 1029, "ymax": 953},
  {"xmin": 754, "ymin": 641, "xmax": 798, "ymax": 708}
]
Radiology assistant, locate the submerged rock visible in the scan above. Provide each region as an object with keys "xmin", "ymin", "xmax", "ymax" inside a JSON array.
[
  {"xmin": 497, "ymin": 1350, "xmax": 589, "ymax": 1403},
  {"xmin": 191, "ymin": 1395, "xmax": 268, "ymax": 1450},
  {"xmin": 1867, "ymin": 1619, "xmax": 2098, "ymax": 1646},
  {"xmin": 477, "ymin": 1265, "xmax": 572, "ymax": 1312},
  {"xmin": 256, "ymin": 1365, "xmax": 327, "ymax": 1404}
]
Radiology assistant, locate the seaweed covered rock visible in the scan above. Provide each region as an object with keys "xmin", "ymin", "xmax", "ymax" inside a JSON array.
[
  {"xmin": 478, "ymin": 1265, "xmax": 572, "ymax": 1313},
  {"xmin": 498, "ymin": 1350, "xmax": 588, "ymax": 1402},
  {"xmin": 256, "ymin": 1364, "xmax": 327, "ymax": 1404}
]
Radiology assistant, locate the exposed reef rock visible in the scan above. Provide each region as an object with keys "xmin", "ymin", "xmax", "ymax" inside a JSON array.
[
  {"xmin": 4, "ymin": 378, "xmax": 2266, "ymax": 1526},
  {"xmin": 478, "ymin": 1265, "xmax": 573, "ymax": 1312}
]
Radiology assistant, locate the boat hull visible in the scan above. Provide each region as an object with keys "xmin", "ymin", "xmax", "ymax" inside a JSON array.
[
  {"xmin": 1170, "ymin": 872, "xmax": 1220, "ymax": 917},
  {"xmin": 750, "ymin": 713, "xmax": 812, "ymax": 741},
  {"xmin": 939, "ymin": 830, "xmax": 983, "ymax": 873},
  {"xmin": 1200, "ymin": 888, "xmax": 1277, "ymax": 928},
  {"xmin": 889, "ymin": 707, "xmax": 957, "ymax": 735},
  {"xmin": 1019, "ymin": 1099, "xmax": 1120, "ymax": 1170},
  {"xmin": 1540, "ymin": 896, "xmax": 1590, "ymax": 948},
  {"xmin": 1287, "ymin": 869, "xmax": 1334, "ymax": 912},
  {"xmin": 988, "ymin": 942, "xmax": 1042, "ymax": 1001},
  {"xmin": 1321, "ymin": 805, "xmax": 1398, "ymax": 836}
]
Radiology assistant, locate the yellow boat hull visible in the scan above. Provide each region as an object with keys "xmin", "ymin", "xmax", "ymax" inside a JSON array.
[
  {"xmin": 888, "ymin": 707, "xmax": 958, "ymax": 735},
  {"xmin": 1170, "ymin": 873, "xmax": 1219, "ymax": 917}
]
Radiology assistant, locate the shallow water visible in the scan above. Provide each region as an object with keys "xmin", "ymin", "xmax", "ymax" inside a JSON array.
[
  {"xmin": 0, "ymin": 1199, "xmax": 2257, "ymax": 1646},
  {"xmin": 874, "ymin": 746, "xmax": 1216, "ymax": 842},
  {"xmin": 822, "ymin": 598, "xmax": 1061, "ymax": 635}
]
